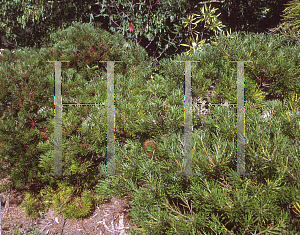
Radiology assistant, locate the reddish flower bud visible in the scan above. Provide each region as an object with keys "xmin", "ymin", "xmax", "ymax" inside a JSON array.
[{"xmin": 128, "ymin": 23, "xmax": 134, "ymax": 32}]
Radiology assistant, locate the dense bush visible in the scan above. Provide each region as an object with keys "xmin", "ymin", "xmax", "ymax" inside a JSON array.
[
  {"xmin": 157, "ymin": 30, "xmax": 300, "ymax": 107},
  {"xmin": 1, "ymin": 22, "xmax": 300, "ymax": 233},
  {"xmin": 267, "ymin": 0, "xmax": 300, "ymax": 45},
  {"xmin": 0, "ymin": 46, "xmax": 54, "ymax": 190},
  {"xmin": 93, "ymin": 98, "xmax": 299, "ymax": 234},
  {"xmin": 92, "ymin": 30, "xmax": 300, "ymax": 233},
  {"xmin": 0, "ymin": 21, "xmax": 153, "ymax": 207}
]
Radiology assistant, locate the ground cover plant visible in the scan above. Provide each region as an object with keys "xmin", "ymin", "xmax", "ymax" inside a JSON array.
[{"xmin": 0, "ymin": 21, "xmax": 300, "ymax": 234}]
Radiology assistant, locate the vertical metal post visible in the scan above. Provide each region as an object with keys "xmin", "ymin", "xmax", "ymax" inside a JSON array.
[
  {"xmin": 229, "ymin": 61, "xmax": 253, "ymax": 176},
  {"xmin": 100, "ymin": 61, "xmax": 123, "ymax": 175},
  {"xmin": 175, "ymin": 61, "xmax": 199, "ymax": 176},
  {"xmin": 45, "ymin": 61, "xmax": 71, "ymax": 176}
]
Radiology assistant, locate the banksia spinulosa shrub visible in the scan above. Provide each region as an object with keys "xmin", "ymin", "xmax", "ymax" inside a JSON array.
[
  {"xmin": 0, "ymin": 47, "xmax": 55, "ymax": 190},
  {"xmin": 48, "ymin": 21, "xmax": 152, "ymax": 80},
  {"xmin": 0, "ymin": 21, "xmax": 154, "ymax": 210}
]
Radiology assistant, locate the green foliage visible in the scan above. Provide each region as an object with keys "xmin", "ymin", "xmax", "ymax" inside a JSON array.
[
  {"xmin": 280, "ymin": 91, "xmax": 300, "ymax": 140},
  {"xmin": 1, "ymin": 0, "xmax": 291, "ymax": 69},
  {"xmin": 268, "ymin": 0, "xmax": 300, "ymax": 45},
  {"xmin": 48, "ymin": 182, "xmax": 94, "ymax": 220},
  {"xmin": 179, "ymin": 2, "xmax": 227, "ymax": 56},
  {"xmin": 282, "ymin": 0, "xmax": 300, "ymax": 28},
  {"xmin": 280, "ymin": 0, "xmax": 300, "ymax": 41},
  {"xmin": 89, "ymin": 0, "xmax": 205, "ymax": 67},
  {"xmin": 93, "ymin": 30, "xmax": 299, "ymax": 234},
  {"xmin": 168, "ymin": 30, "xmax": 299, "ymax": 106},
  {"xmin": 0, "ymin": 21, "xmax": 153, "ymax": 191},
  {"xmin": 98, "ymin": 96, "xmax": 300, "ymax": 234},
  {"xmin": 35, "ymin": 21, "xmax": 156, "ymax": 189},
  {"xmin": 20, "ymin": 191, "xmax": 45, "ymax": 220},
  {"xmin": 48, "ymin": 21, "xmax": 152, "ymax": 80},
  {"xmin": 1, "ymin": 21, "xmax": 300, "ymax": 233},
  {"xmin": 20, "ymin": 182, "xmax": 96, "ymax": 220},
  {"xmin": 0, "ymin": 46, "xmax": 54, "ymax": 189},
  {"xmin": 0, "ymin": 0, "xmax": 94, "ymax": 49}
]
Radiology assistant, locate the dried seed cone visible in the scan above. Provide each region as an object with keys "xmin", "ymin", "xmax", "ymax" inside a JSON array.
[{"xmin": 143, "ymin": 139, "xmax": 157, "ymax": 158}]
